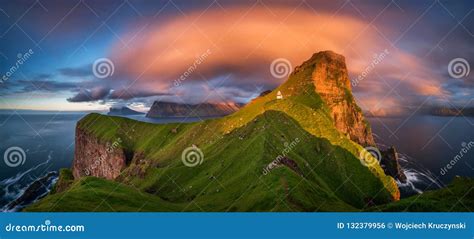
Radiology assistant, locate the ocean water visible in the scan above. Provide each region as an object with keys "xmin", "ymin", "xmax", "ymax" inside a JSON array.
[
  {"xmin": 368, "ymin": 116, "xmax": 474, "ymax": 195},
  {"xmin": 0, "ymin": 111, "xmax": 472, "ymax": 211},
  {"xmin": 0, "ymin": 112, "xmax": 81, "ymax": 211}
]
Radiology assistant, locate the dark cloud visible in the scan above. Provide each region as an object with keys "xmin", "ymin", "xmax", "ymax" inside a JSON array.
[
  {"xmin": 67, "ymin": 87, "xmax": 111, "ymax": 102},
  {"xmin": 0, "ymin": 79, "xmax": 78, "ymax": 95},
  {"xmin": 18, "ymin": 80, "xmax": 78, "ymax": 92},
  {"xmin": 67, "ymin": 86, "xmax": 171, "ymax": 102},
  {"xmin": 32, "ymin": 73, "xmax": 52, "ymax": 81},
  {"xmin": 109, "ymin": 88, "xmax": 171, "ymax": 100},
  {"xmin": 58, "ymin": 65, "xmax": 92, "ymax": 77}
]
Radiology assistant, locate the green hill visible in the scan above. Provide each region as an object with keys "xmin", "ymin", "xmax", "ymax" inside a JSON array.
[{"xmin": 27, "ymin": 51, "xmax": 409, "ymax": 212}]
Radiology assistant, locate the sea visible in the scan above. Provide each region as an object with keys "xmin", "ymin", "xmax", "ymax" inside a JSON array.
[
  {"xmin": 368, "ymin": 115, "xmax": 474, "ymax": 196},
  {"xmin": 0, "ymin": 110, "xmax": 473, "ymax": 211}
]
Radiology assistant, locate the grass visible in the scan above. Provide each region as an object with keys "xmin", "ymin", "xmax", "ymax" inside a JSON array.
[
  {"xmin": 26, "ymin": 175, "xmax": 182, "ymax": 212},
  {"xmin": 368, "ymin": 177, "xmax": 474, "ymax": 212},
  {"xmin": 27, "ymin": 106, "xmax": 397, "ymax": 212}
]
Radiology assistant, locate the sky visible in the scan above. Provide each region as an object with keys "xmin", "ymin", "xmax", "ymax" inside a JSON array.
[{"xmin": 0, "ymin": 0, "xmax": 472, "ymax": 115}]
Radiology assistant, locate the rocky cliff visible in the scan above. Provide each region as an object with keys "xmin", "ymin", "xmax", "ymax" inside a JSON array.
[
  {"xmin": 380, "ymin": 147, "xmax": 407, "ymax": 183},
  {"xmin": 146, "ymin": 101, "xmax": 241, "ymax": 118},
  {"xmin": 306, "ymin": 51, "xmax": 375, "ymax": 146},
  {"xmin": 72, "ymin": 128, "xmax": 130, "ymax": 180}
]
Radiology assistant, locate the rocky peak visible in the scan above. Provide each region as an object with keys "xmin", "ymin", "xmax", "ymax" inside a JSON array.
[{"xmin": 285, "ymin": 51, "xmax": 375, "ymax": 146}]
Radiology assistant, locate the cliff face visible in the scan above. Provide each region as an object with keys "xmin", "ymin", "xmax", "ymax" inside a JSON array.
[
  {"xmin": 146, "ymin": 101, "xmax": 241, "ymax": 118},
  {"xmin": 72, "ymin": 128, "xmax": 129, "ymax": 180},
  {"xmin": 292, "ymin": 51, "xmax": 375, "ymax": 146}
]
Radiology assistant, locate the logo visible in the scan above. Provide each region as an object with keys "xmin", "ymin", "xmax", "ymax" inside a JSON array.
[
  {"xmin": 448, "ymin": 58, "xmax": 470, "ymax": 79},
  {"xmin": 359, "ymin": 146, "xmax": 381, "ymax": 167},
  {"xmin": 92, "ymin": 58, "xmax": 115, "ymax": 79},
  {"xmin": 270, "ymin": 58, "xmax": 292, "ymax": 79},
  {"xmin": 4, "ymin": 146, "xmax": 26, "ymax": 167},
  {"xmin": 181, "ymin": 146, "xmax": 204, "ymax": 167}
]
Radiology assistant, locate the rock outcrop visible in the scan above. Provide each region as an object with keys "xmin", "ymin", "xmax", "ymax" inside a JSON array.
[
  {"xmin": 72, "ymin": 128, "xmax": 130, "ymax": 180},
  {"xmin": 146, "ymin": 101, "xmax": 241, "ymax": 118},
  {"xmin": 307, "ymin": 51, "xmax": 375, "ymax": 146},
  {"xmin": 380, "ymin": 147, "xmax": 407, "ymax": 183},
  {"xmin": 4, "ymin": 171, "xmax": 58, "ymax": 211}
]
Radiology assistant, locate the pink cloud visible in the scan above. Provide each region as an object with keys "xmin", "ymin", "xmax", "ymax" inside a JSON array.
[{"xmin": 103, "ymin": 5, "xmax": 448, "ymax": 114}]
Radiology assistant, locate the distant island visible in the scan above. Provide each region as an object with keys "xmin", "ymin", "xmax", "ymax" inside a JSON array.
[
  {"xmin": 428, "ymin": 107, "xmax": 474, "ymax": 117},
  {"xmin": 364, "ymin": 106, "xmax": 474, "ymax": 118},
  {"xmin": 107, "ymin": 106, "xmax": 144, "ymax": 116}
]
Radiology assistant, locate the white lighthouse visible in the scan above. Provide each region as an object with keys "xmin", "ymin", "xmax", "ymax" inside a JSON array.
[{"xmin": 276, "ymin": 91, "xmax": 283, "ymax": 100}]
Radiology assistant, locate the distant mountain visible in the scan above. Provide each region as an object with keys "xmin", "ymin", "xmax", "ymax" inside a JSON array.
[
  {"xmin": 146, "ymin": 101, "xmax": 242, "ymax": 118},
  {"xmin": 429, "ymin": 107, "xmax": 474, "ymax": 117},
  {"xmin": 108, "ymin": 106, "xmax": 144, "ymax": 116}
]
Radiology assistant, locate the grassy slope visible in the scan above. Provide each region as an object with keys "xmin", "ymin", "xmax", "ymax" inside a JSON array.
[
  {"xmin": 369, "ymin": 177, "xmax": 474, "ymax": 212},
  {"xmin": 27, "ymin": 110, "xmax": 389, "ymax": 211},
  {"xmin": 27, "ymin": 57, "xmax": 401, "ymax": 212},
  {"xmin": 28, "ymin": 169, "xmax": 474, "ymax": 212},
  {"xmin": 26, "ymin": 175, "xmax": 182, "ymax": 212}
]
